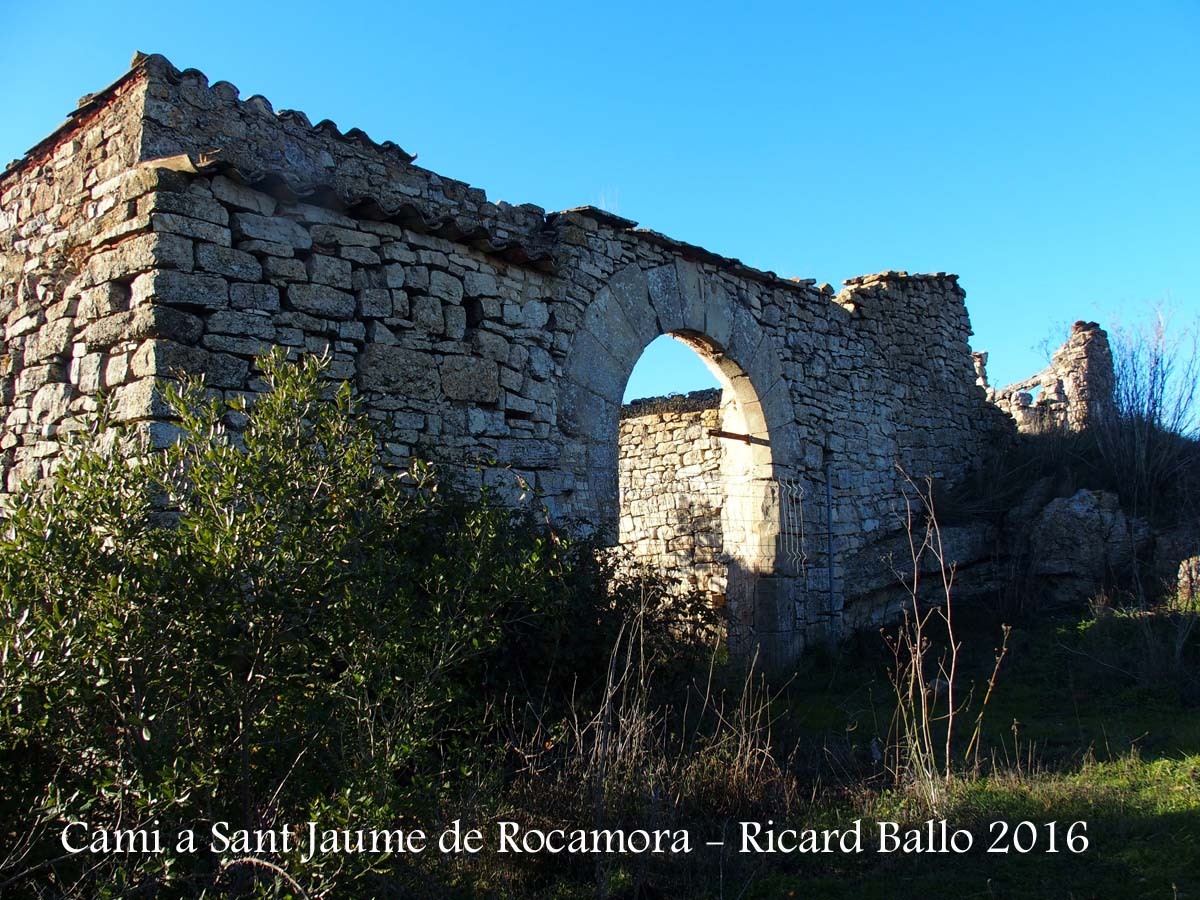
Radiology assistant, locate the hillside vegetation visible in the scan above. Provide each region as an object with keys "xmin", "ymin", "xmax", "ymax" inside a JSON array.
[{"xmin": 1, "ymin": 349, "xmax": 1197, "ymax": 899}]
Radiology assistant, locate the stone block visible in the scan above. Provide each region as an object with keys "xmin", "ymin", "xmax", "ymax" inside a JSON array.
[
  {"xmin": 367, "ymin": 321, "xmax": 396, "ymax": 345},
  {"xmin": 444, "ymin": 305, "xmax": 467, "ymax": 340},
  {"xmin": 417, "ymin": 249, "xmax": 449, "ymax": 267},
  {"xmin": 391, "ymin": 290, "xmax": 410, "ymax": 318},
  {"xmin": 306, "ymin": 254, "xmax": 352, "ymax": 288},
  {"xmin": 30, "ymin": 383, "xmax": 71, "ymax": 425},
  {"xmin": 340, "ymin": 246, "xmax": 381, "ymax": 266},
  {"xmin": 196, "ymin": 243, "xmax": 264, "ymax": 281},
  {"xmin": 151, "ymin": 213, "xmax": 231, "ymax": 246},
  {"xmin": 404, "ymin": 266, "xmax": 429, "ymax": 292},
  {"xmin": 276, "ymin": 311, "xmax": 329, "ymax": 333},
  {"xmin": 288, "ymin": 284, "xmax": 355, "ymax": 319},
  {"xmin": 305, "ymin": 336, "xmax": 333, "ymax": 356},
  {"xmin": 238, "ymin": 239, "xmax": 294, "ymax": 257},
  {"xmin": 130, "ymin": 340, "xmax": 248, "ymax": 388},
  {"xmin": 139, "ymin": 191, "xmax": 229, "ymax": 226},
  {"xmin": 565, "ymin": 329, "xmax": 625, "ymax": 401},
  {"xmin": 357, "ymin": 288, "xmax": 392, "ymax": 318},
  {"xmin": 430, "ymin": 271, "xmax": 463, "ymax": 303},
  {"xmin": 412, "ymin": 295, "xmax": 444, "ymax": 333},
  {"xmin": 264, "ymin": 257, "xmax": 307, "ymax": 281},
  {"xmin": 523, "ymin": 300, "xmax": 550, "ymax": 329},
  {"xmin": 464, "ymin": 271, "xmax": 498, "ymax": 296},
  {"xmin": 380, "ymin": 242, "xmax": 417, "ymax": 263},
  {"xmin": 384, "ymin": 264, "xmax": 406, "ymax": 289},
  {"xmin": 310, "ymin": 224, "xmax": 379, "ymax": 247},
  {"xmin": 472, "ymin": 329, "xmax": 509, "ymax": 361},
  {"xmin": 128, "ymin": 306, "xmax": 205, "ymax": 344},
  {"xmin": 109, "ymin": 378, "xmax": 172, "ymax": 421},
  {"xmin": 230, "ymin": 283, "xmax": 281, "ymax": 312},
  {"xmin": 358, "ymin": 343, "xmax": 440, "ymax": 399},
  {"xmin": 6, "ymin": 312, "xmax": 42, "ymax": 339},
  {"xmin": 81, "ymin": 311, "xmax": 134, "ymax": 347},
  {"xmin": 506, "ymin": 393, "xmax": 536, "ymax": 415},
  {"xmin": 261, "ymin": 326, "xmax": 297, "ymax": 347},
  {"xmin": 211, "ymin": 175, "xmax": 277, "ymax": 216},
  {"xmin": 441, "ymin": 356, "xmax": 499, "ymax": 402},
  {"xmin": 207, "ymin": 310, "xmax": 276, "ymax": 340},
  {"xmin": 351, "ymin": 268, "xmax": 385, "ymax": 291},
  {"xmin": 103, "ymin": 353, "xmax": 130, "ymax": 388},
  {"xmin": 26, "ymin": 319, "xmax": 73, "ymax": 362},
  {"xmin": 72, "ymin": 353, "xmax": 103, "ymax": 393},
  {"xmin": 131, "ymin": 339, "xmax": 208, "ymax": 380},
  {"xmin": 203, "ymin": 334, "xmax": 274, "ymax": 357},
  {"xmin": 16, "ymin": 364, "xmax": 64, "ymax": 395},
  {"xmin": 132, "ymin": 270, "xmax": 229, "ymax": 311},
  {"xmin": 231, "ymin": 212, "xmax": 312, "ymax": 250},
  {"xmin": 86, "ymin": 232, "xmax": 193, "ymax": 284},
  {"xmin": 75, "ymin": 283, "xmax": 128, "ymax": 321}
]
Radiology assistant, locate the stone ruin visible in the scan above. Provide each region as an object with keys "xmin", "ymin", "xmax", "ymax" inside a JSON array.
[
  {"xmin": 6, "ymin": 52, "xmax": 1124, "ymax": 669},
  {"xmin": 619, "ymin": 390, "xmax": 728, "ymax": 603},
  {"xmin": 976, "ymin": 320, "xmax": 1115, "ymax": 433}
]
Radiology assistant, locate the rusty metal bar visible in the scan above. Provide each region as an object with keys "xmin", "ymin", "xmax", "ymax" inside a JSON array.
[{"xmin": 707, "ymin": 428, "xmax": 770, "ymax": 448}]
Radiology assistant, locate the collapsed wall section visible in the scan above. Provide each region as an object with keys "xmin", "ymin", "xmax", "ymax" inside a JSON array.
[{"xmin": 978, "ymin": 321, "xmax": 1115, "ymax": 433}]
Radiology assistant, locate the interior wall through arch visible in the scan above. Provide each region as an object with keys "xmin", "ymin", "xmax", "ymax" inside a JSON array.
[{"xmin": 616, "ymin": 331, "xmax": 779, "ymax": 610}]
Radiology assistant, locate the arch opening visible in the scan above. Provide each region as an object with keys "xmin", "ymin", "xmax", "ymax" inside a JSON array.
[{"xmin": 616, "ymin": 331, "xmax": 780, "ymax": 618}]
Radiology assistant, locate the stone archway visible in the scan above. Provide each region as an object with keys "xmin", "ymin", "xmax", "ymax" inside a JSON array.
[{"xmin": 558, "ymin": 260, "xmax": 801, "ymax": 662}]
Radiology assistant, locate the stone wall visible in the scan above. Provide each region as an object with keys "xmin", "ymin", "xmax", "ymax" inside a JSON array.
[
  {"xmin": 0, "ymin": 72, "xmax": 164, "ymax": 493},
  {"xmin": 618, "ymin": 390, "xmax": 726, "ymax": 602},
  {"xmin": 977, "ymin": 321, "xmax": 1115, "ymax": 432},
  {"xmin": 0, "ymin": 53, "xmax": 1017, "ymax": 669}
]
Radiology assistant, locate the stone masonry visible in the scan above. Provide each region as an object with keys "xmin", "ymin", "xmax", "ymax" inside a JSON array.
[
  {"xmin": 976, "ymin": 321, "xmax": 1115, "ymax": 433},
  {"xmin": 619, "ymin": 390, "xmax": 727, "ymax": 604},
  {"xmin": 1, "ymin": 53, "xmax": 1018, "ymax": 669}
]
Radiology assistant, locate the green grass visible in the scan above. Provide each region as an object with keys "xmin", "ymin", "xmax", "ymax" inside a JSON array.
[
  {"xmin": 487, "ymin": 601, "xmax": 1198, "ymax": 899},
  {"xmin": 735, "ymin": 754, "xmax": 1198, "ymax": 899},
  {"xmin": 783, "ymin": 600, "xmax": 1200, "ymax": 762},
  {"xmin": 432, "ymin": 599, "xmax": 1199, "ymax": 899},
  {"xmin": 730, "ymin": 601, "xmax": 1200, "ymax": 899}
]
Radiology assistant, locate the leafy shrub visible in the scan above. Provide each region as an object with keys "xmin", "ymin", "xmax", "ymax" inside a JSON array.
[{"xmin": 0, "ymin": 350, "xmax": 713, "ymax": 896}]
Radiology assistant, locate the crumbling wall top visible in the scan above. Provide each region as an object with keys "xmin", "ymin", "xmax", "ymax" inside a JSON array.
[
  {"xmin": 5, "ymin": 53, "xmax": 973, "ymax": 317},
  {"xmin": 620, "ymin": 388, "xmax": 722, "ymax": 420},
  {"xmin": 980, "ymin": 321, "xmax": 1115, "ymax": 432}
]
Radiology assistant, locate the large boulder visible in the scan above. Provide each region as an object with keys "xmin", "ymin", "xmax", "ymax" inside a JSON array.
[
  {"xmin": 1029, "ymin": 489, "xmax": 1150, "ymax": 604},
  {"xmin": 841, "ymin": 521, "xmax": 1001, "ymax": 629}
]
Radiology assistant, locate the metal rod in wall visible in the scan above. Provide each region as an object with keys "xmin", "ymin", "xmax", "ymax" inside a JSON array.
[{"xmin": 707, "ymin": 429, "xmax": 770, "ymax": 447}]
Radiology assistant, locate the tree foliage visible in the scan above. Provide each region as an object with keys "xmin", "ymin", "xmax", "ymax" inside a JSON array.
[{"xmin": 0, "ymin": 350, "xmax": 714, "ymax": 896}]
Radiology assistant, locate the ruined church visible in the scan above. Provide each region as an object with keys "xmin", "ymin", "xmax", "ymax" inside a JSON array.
[{"xmin": 2, "ymin": 54, "xmax": 1104, "ymax": 668}]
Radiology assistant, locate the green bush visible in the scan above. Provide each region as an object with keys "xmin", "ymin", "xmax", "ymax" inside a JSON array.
[{"xmin": 0, "ymin": 351, "xmax": 713, "ymax": 896}]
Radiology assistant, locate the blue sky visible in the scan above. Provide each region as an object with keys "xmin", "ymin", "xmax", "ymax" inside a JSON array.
[{"xmin": 3, "ymin": 1, "xmax": 1196, "ymax": 402}]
